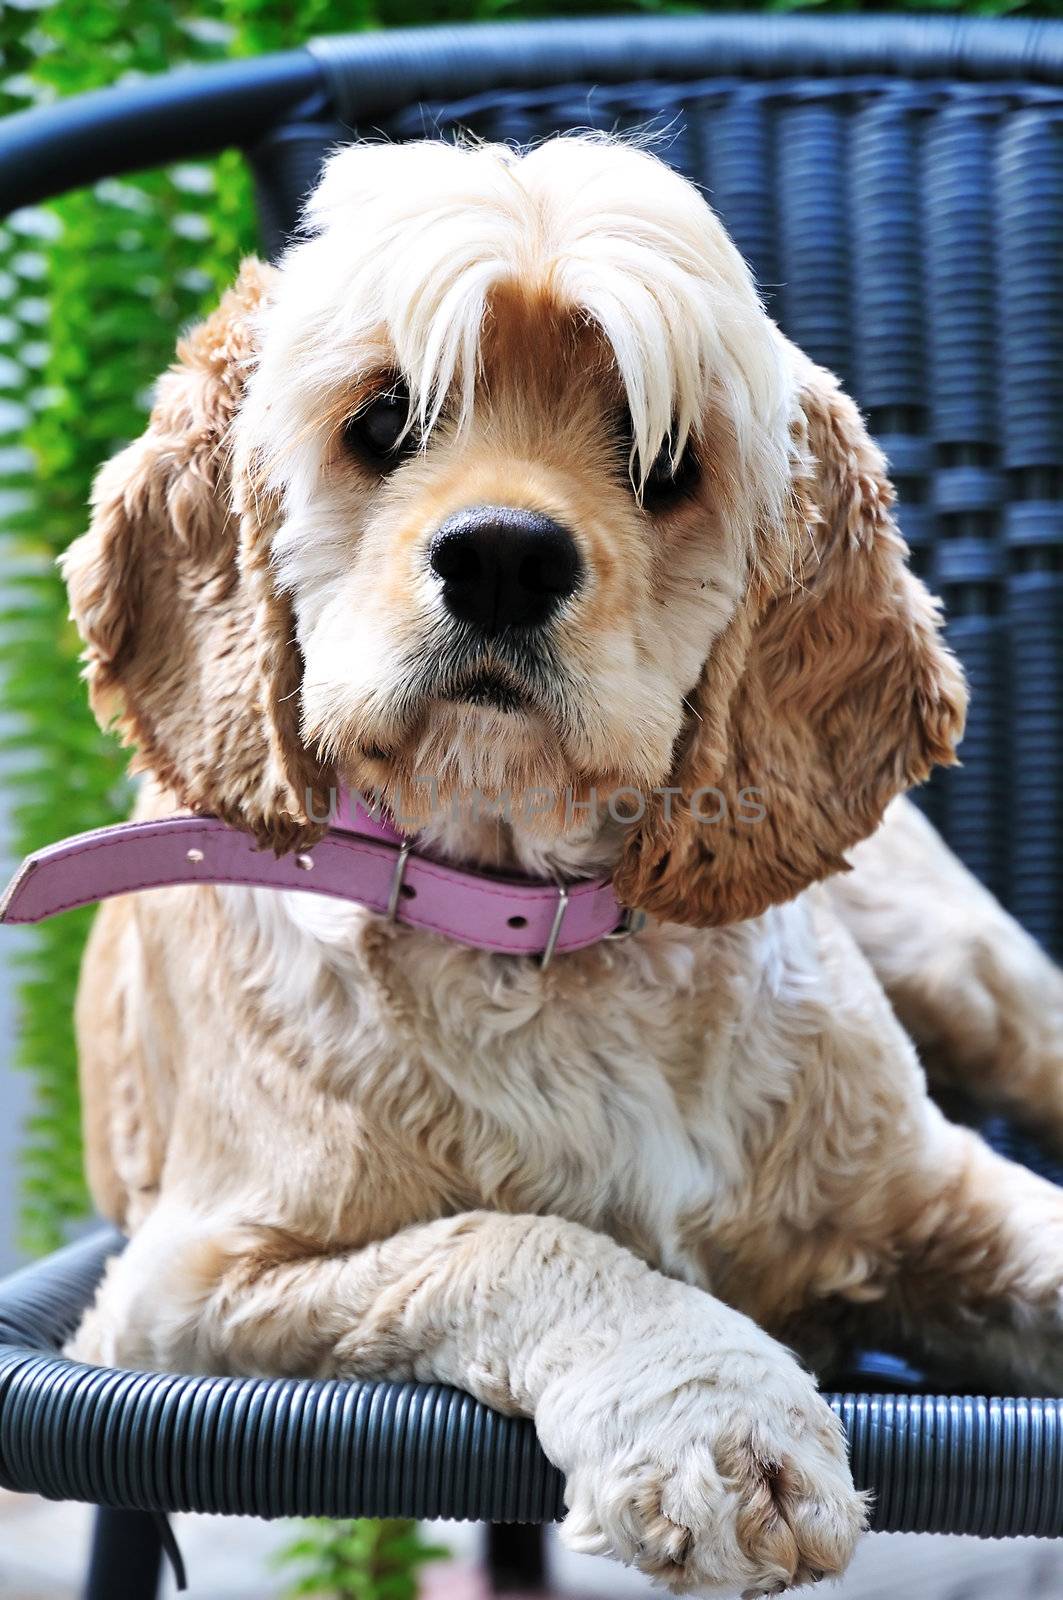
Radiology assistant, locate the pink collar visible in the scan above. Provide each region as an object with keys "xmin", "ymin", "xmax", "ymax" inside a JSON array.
[{"xmin": 0, "ymin": 790, "xmax": 641, "ymax": 965}]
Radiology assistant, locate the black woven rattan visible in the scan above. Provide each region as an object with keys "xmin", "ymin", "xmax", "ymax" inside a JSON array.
[
  {"xmin": 0, "ymin": 1234, "xmax": 563, "ymax": 1523},
  {"xmin": 1, "ymin": 12, "xmax": 1062, "ymax": 1564},
  {"xmin": 6, "ymin": 1231, "xmax": 1063, "ymax": 1538}
]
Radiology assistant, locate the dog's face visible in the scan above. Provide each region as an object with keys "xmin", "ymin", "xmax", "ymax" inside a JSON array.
[
  {"xmin": 64, "ymin": 136, "xmax": 967, "ymax": 926},
  {"xmin": 237, "ymin": 139, "xmax": 793, "ymax": 842},
  {"xmin": 259, "ymin": 298, "xmax": 748, "ymax": 833}
]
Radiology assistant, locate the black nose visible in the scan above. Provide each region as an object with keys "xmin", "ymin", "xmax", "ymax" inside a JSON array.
[{"xmin": 428, "ymin": 506, "xmax": 582, "ymax": 632}]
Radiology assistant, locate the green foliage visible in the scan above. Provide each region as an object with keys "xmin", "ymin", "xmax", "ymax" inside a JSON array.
[
  {"xmin": 0, "ymin": 0, "xmax": 233, "ymax": 1253},
  {"xmin": 274, "ymin": 1518, "xmax": 449, "ymax": 1600}
]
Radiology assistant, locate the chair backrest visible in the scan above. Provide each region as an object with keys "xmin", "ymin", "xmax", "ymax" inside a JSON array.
[{"xmin": 6, "ymin": 16, "xmax": 1063, "ymax": 951}]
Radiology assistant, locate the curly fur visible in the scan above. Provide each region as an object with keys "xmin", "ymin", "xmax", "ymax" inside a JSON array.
[{"xmin": 62, "ymin": 137, "xmax": 1063, "ymax": 1597}]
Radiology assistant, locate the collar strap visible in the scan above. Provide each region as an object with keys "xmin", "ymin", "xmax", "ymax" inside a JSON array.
[{"xmin": 0, "ymin": 797, "xmax": 640, "ymax": 964}]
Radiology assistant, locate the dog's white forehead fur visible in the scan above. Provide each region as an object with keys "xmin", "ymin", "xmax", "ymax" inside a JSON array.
[{"xmin": 239, "ymin": 134, "xmax": 793, "ymax": 511}]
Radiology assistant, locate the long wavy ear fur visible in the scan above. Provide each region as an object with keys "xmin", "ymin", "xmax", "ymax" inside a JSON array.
[
  {"xmin": 61, "ymin": 259, "xmax": 333, "ymax": 850},
  {"xmin": 615, "ymin": 359, "xmax": 968, "ymax": 927}
]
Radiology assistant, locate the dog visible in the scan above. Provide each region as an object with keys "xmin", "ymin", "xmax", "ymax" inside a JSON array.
[{"xmin": 62, "ymin": 135, "xmax": 1063, "ymax": 1596}]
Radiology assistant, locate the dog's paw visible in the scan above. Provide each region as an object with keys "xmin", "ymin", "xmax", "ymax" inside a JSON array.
[
  {"xmin": 560, "ymin": 1404, "xmax": 863, "ymax": 1595},
  {"xmin": 537, "ymin": 1302, "xmax": 865, "ymax": 1596}
]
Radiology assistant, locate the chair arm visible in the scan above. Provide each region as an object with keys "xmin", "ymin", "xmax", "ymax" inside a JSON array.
[
  {"xmin": 0, "ymin": 1229, "xmax": 563, "ymax": 1522},
  {"xmin": 0, "ymin": 51, "xmax": 326, "ymax": 219},
  {"xmin": 306, "ymin": 14, "xmax": 1063, "ymax": 126},
  {"xmin": 0, "ymin": 1229, "xmax": 1061, "ymax": 1533}
]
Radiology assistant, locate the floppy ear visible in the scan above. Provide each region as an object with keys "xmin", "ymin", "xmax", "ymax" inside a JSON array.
[
  {"xmin": 61, "ymin": 258, "xmax": 332, "ymax": 850},
  {"xmin": 615, "ymin": 360, "xmax": 967, "ymax": 927}
]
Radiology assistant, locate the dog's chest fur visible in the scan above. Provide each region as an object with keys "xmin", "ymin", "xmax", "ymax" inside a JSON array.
[{"xmin": 204, "ymin": 885, "xmax": 829, "ymax": 1283}]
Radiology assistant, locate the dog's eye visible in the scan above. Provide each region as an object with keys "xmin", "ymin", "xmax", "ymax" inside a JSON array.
[
  {"xmin": 614, "ymin": 410, "xmax": 701, "ymax": 510},
  {"xmin": 642, "ymin": 437, "xmax": 701, "ymax": 510},
  {"xmin": 343, "ymin": 382, "xmax": 414, "ymax": 468}
]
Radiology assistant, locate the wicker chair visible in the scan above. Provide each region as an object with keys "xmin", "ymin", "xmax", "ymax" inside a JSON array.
[{"xmin": 1, "ymin": 15, "xmax": 1063, "ymax": 1597}]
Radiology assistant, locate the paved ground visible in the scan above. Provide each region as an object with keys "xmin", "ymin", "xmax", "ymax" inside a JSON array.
[{"xmin": 5, "ymin": 1492, "xmax": 1063, "ymax": 1599}]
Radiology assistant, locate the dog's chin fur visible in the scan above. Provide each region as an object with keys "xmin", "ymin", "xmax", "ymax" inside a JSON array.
[{"xmin": 341, "ymin": 699, "xmax": 644, "ymax": 875}]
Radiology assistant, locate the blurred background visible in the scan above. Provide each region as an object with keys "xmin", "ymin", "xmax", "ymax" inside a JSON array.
[{"xmin": 1, "ymin": 0, "xmax": 1061, "ymax": 1596}]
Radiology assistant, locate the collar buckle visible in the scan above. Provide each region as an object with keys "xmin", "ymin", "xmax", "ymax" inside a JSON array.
[
  {"xmin": 540, "ymin": 882, "xmax": 570, "ymax": 970},
  {"xmin": 386, "ymin": 840, "xmax": 412, "ymax": 920},
  {"xmin": 604, "ymin": 905, "xmax": 647, "ymax": 941}
]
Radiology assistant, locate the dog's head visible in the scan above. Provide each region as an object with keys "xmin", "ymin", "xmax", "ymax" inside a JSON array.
[{"xmin": 63, "ymin": 136, "xmax": 966, "ymax": 924}]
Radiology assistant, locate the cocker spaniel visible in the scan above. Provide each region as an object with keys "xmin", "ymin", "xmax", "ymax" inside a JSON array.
[{"xmin": 62, "ymin": 137, "xmax": 1063, "ymax": 1596}]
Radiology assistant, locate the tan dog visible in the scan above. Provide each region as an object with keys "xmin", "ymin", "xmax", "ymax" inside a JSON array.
[{"xmin": 63, "ymin": 137, "xmax": 1063, "ymax": 1597}]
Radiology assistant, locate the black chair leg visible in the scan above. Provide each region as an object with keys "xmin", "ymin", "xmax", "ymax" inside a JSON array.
[
  {"xmin": 85, "ymin": 1506, "xmax": 163, "ymax": 1600},
  {"xmin": 485, "ymin": 1523, "xmax": 547, "ymax": 1593}
]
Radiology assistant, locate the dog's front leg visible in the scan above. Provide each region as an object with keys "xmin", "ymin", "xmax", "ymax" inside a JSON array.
[{"xmin": 73, "ymin": 1206, "xmax": 864, "ymax": 1596}]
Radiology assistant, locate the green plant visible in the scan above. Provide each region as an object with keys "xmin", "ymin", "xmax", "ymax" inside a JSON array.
[
  {"xmin": 0, "ymin": 0, "xmax": 231, "ymax": 1253},
  {"xmin": 275, "ymin": 1518, "xmax": 449, "ymax": 1599}
]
